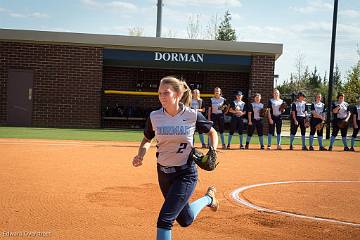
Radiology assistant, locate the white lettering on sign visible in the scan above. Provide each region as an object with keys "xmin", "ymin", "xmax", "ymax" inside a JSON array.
[{"xmin": 154, "ymin": 52, "xmax": 204, "ymax": 63}]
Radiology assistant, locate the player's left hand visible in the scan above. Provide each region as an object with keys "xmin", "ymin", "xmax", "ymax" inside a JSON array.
[{"xmin": 132, "ymin": 155, "xmax": 143, "ymax": 167}]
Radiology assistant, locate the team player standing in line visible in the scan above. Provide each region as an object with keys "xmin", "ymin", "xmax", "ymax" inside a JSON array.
[
  {"xmin": 227, "ymin": 91, "xmax": 246, "ymax": 149},
  {"xmin": 191, "ymin": 89, "xmax": 207, "ymax": 148},
  {"xmin": 267, "ymin": 89, "xmax": 285, "ymax": 150},
  {"xmin": 246, "ymin": 93, "xmax": 265, "ymax": 150},
  {"xmin": 350, "ymin": 96, "xmax": 360, "ymax": 151},
  {"xmin": 308, "ymin": 93, "xmax": 327, "ymax": 151},
  {"xmin": 290, "ymin": 92, "xmax": 308, "ymax": 150},
  {"xmin": 208, "ymin": 87, "xmax": 227, "ymax": 149},
  {"xmin": 132, "ymin": 77, "xmax": 219, "ymax": 240},
  {"xmin": 329, "ymin": 93, "xmax": 351, "ymax": 151}
]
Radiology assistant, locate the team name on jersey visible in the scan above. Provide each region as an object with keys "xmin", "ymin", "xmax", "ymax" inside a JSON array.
[{"xmin": 156, "ymin": 126, "xmax": 192, "ymax": 135}]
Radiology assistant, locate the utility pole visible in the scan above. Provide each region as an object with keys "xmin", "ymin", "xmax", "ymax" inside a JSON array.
[
  {"xmin": 326, "ymin": 0, "xmax": 338, "ymax": 139},
  {"xmin": 156, "ymin": 0, "xmax": 163, "ymax": 37}
]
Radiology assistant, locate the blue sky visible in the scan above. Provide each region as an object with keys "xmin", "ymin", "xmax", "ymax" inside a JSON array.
[{"xmin": 1, "ymin": 0, "xmax": 359, "ymax": 85}]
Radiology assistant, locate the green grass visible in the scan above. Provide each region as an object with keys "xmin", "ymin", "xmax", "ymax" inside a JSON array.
[
  {"xmin": 0, "ymin": 127, "xmax": 143, "ymax": 142},
  {"xmin": 0, "ymin": 126, "xmax": 358, "ymax": 147}
]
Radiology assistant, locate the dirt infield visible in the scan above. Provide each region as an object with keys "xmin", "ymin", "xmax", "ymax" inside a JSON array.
[{"xmin": 1, "ymin": 138, "xmax": 359, "ymax": 240}]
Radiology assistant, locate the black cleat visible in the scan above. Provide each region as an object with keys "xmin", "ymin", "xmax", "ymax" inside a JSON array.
[
  {"xmin": 344, "ymin": 146, "xmax": 350, "ymax": 151},
  {"xmin": 309, "ymin": 146, "xmax": 314, "ymax": 151},
  {"xmin": 319, "ymin": 146, "xmax": 327, "ymax": 151}
]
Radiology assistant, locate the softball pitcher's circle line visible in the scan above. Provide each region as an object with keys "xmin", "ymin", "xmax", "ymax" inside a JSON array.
[{"xmin": 230, "ymin": 180, "xmax": 360, "ymax": 227}]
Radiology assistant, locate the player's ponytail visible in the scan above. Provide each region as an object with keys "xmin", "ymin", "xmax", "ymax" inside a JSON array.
[{"xmin": 180, "ymin": 81, "xmax": 192, "ymax": 107}]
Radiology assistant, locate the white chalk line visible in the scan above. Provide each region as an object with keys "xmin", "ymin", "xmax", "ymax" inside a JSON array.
[{"xmin": 230, "ymin": 180, "xmax": 360, "ymax": 227}]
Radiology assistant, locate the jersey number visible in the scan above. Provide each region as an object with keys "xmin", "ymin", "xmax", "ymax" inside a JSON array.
[{"xmin": 176, "ymin": 143, "xmax": 188, "ymax": 153}]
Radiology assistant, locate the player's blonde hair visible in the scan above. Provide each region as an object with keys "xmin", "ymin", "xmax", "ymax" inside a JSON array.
[
  {"xmin": 273, "ymin": 89, "xmax": 280, "ymax": 95},
  {"xmin": 160, "ymin": 76, "xmax": 192, "ymax": 107}
]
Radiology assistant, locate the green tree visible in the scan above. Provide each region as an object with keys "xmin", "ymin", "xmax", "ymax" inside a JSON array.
[
  {"xmin": 343, "ymin": 59, "xmax": 360, "ymax": 104},
  {"xmin": 309, "ymin": 66, "xmax": 321, "ymax": 89},
  {"xmin": 332, "ymin": 64, "xmax": 343, "ymax": 99},
  {"xmin": 217, "ymin": 10, "xmax": 236, "ymax": 41}
]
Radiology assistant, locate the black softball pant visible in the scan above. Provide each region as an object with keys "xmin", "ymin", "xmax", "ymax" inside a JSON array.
[
  {"xmin": 310, "ymin": 118, "xmax": 323, "ymax": 136},
  {"xmin": 157, "ymin": 162, "xmax": 198, "ymax": 230},
  {"xmin": 247, "ymin": 119, "xmax": 263, "ymax": 137},
  {"xmin": 331, "ymin": 119, "xmax": 348, "ymax": 137},
  {"xmin": 211, "ymin": 113, "xmax": 225, "ymax": 133},
  {"xmin": 268, "ymin": 115, "xmax": 282, "ymax": 135},
  {"xmin": 290, "ymin": 116, "xmax": 306, "ymax": 136},
  {"xmin": 229, "ymin": 116, "xmax": 244, "ymax": 135}
]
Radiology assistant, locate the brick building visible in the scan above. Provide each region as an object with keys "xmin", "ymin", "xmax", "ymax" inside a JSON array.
[{"xmin": 0, "ymin": 29, "xmax": 282, "ymax": 129}]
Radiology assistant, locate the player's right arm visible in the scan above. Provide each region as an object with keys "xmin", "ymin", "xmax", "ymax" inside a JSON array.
[
  {"xmin": 332, "ymin": 102, "xmax": 340, "ymax": 114},
  {"xmin": 267, "ymin": 100, "xmax": 273, "ymax": 124},
  {"xmin": 353, "ymin": 110, "xmax": 358, "ymax": 129},
  {"xmin": 291, "ymin": 103, "xmax": 298, "ymax": 125},
  {"xmin": 247, "ymin": 103, "xmax": 253, "ymax": 125},
  {"xmin": 133, "ymin": 117, "xmax": 154, "ymax": 167}
]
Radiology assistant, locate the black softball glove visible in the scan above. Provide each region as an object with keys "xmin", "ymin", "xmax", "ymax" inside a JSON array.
[{"xmin": 191, "ymin": 146, "xmax": 218, "ymax": 171}]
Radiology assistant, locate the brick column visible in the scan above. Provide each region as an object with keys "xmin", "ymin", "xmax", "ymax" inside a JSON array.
[{"xmin": 249, "ymin": 55, "xmax": 275, "ymax": 134}]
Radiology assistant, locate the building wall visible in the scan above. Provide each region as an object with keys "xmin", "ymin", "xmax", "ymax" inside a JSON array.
[
  {"xmin": 0, "ymin": 41, "xmax": 275, "ymax": 130},
  {"xmin": 249, "ymin": 55, "xmax": 276, "ymax": 133},
  {"xmin": 0, "ymin": 41, "xmax": 103, "ymax": 128}
]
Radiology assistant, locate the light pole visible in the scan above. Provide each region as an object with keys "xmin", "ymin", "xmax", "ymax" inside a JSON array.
[
  {"xmin": 156, "ymin": 0, "xmax": 163, "ymax": 37},
  {"xmin": 326, "ymin": 0, "xmax": 338, "ymax": 139}
]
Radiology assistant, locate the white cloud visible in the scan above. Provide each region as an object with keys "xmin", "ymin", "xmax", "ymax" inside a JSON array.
[
  {"xmin": 165, "ymin": 0, "xmax": 241, "ymax": 7},
  {"xmin": 30, "ymin": 12, "xmax": 49, "ymax": 18},
  {"xmin": 0, "ymin": 6, "xmax": 49, "ymax": 18},
  {"xmin": 9, "ymin": 12, "xmax": 26, "ymax": 18},
  {"xmin": 80, "ymin": 0, "xmax": 137, "ymax": 12},
  {"xmin": 339, "ymin": 9, "xmax": 360, "ymax": 18},
  {"xmin": 290, "ymin": 0, "xmax": 332, "ymax": 14}
]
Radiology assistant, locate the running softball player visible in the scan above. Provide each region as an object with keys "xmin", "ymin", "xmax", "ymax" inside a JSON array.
[
  {"xmin": 208, "ymin": 87, "xmax": 227, "ymax": 149},
  {"xmin": 245, "ymin": 93, "xmax": 265, "ymax": 150},
  {"xmin": 132, "ymin": 76, "xmax": 219, "ymax": 240},
  {"xmin": 267, "ymin": 89, "xmax": 284, "ymax": 150},
  {"xmin": 191, "ymin": 89, "xmax": 207, "ymax": 148},
  {"xmin": 350, "ymin": 96, "xmax": 360, "ymax": 151},
  {"xmin": 309, "ymin": 93, "xmax": 327, "ymax": 151},
  {"xmin": 227, "ymin": 91, "xmax": 246, "ymax": 149},
  {"xmin": 289, "ymin": 92, "xmax": 308, "ymax": 150},
  {"xmin": 328, "ymin": 93, "xmax": 351, "ymax": 151}
]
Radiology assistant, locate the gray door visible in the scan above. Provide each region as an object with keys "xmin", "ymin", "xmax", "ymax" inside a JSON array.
[{"xmin": 7, "ymin": 69, "xmax": 33, "ymax": 126}]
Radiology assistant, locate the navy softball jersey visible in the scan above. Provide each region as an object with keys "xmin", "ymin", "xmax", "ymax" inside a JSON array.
[
  {"xmin": 291, "ymin": 101, "xmax": 307, "ymax": 117},
  {"xmin": 209, "ymin": 97, "xmax": 226, "ymax": 114},
  {"xmin": 248, "ymin": 102, "xmax": 264, "ymax": 120},
  {"xmin": 230, "ymin": 100, "xmax": 245, "ymax": 114},
  {"xmin": 311, "ymin": 102, "xmax": 325, "ymax": 116},
  {"xmin": 268, "ymin": 98, "xmax": 284, "ymax": 116},
  {"xmin": 354, "ymin": 104, "xmax": 360, "ymax": 121},
  {"xmin": 144, "ymin": 105, "xmax": 212, "ymax": 167},
  {"xmin": 332, "ymin": 101, "xmax": 349, "ymax": 119}
]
